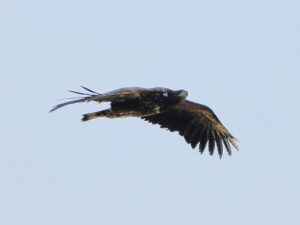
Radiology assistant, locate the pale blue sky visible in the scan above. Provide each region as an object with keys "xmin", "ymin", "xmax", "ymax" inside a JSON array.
[{"xmin": 1, "ymin": 1, "xmax": 300, "ymax": 225}]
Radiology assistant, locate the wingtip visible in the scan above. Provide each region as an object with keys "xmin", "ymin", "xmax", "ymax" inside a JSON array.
[
  {"xmin": 49, "ymin": 107, "xmax": 58, "ymax": 113},
  {"xmin": 80, "ymin": 86, "xmax": 100, "ymax": 94},
  {"xmin": 234, "ymin": 137, "xmax": 240, "ymax": 143},
  {"xmin": 228, "ymin": 135, "xmax": 239, "ymax": 151}
]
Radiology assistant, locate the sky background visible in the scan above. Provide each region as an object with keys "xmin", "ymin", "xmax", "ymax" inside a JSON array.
[{"xmin": 1, "ymin": 1, "xmax": 300, "ymax": 225}]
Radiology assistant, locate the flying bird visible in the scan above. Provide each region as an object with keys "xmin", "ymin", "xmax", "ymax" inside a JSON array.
[{"xmin": 50, "ymin": 86, "xmax": 239, "ymax": 157}]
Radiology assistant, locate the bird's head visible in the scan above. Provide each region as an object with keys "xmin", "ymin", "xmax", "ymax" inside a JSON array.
[
  {"xmin": 177, "ymin": 89, "xmax": 188, "ymax": 100},
  {"xmin": 161, "ymin": 89, "xmax": 188, "ymax": 107}
]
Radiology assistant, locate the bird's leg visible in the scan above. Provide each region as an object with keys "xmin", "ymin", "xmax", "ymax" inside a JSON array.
[
  {"xmin": 82, "ymin": 109, "xmax": 116, "ymax": 121},
  {"xmin": 82, "ymin": 108, "xmax": 140, "ymax": 121}
]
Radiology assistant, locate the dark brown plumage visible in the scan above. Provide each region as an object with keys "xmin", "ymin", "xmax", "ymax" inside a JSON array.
[{"xmin": 51, "ymin": 86, "xmax": 239, "ymax": 157}]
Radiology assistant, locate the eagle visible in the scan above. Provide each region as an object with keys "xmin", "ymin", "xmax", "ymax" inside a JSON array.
[{"xmin": 50, "ymin": 86, "xmax": 239, "ymax": 157}]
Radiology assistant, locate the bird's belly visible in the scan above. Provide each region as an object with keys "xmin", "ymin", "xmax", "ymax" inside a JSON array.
[{"xmin": 111, "ymin": 100, "xmax": 160, "ymax": 116}]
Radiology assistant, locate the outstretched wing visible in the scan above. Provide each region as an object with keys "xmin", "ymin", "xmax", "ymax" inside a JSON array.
[
  {"xmin": 50, "ymin": 86, "xmax": 146, "ymax": 112},
  {"xmin": 50, "ymin": 86, "xmax": 103, "ymax": 112},
  {"xmin": 142, "ymin": 100, "xmax": 239, "ymax": 158}
]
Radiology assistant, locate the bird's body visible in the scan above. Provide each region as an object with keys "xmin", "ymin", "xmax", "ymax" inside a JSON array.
[{"xmin": 51, "ymin": 86, "xmax": 239, "ymax": 157}]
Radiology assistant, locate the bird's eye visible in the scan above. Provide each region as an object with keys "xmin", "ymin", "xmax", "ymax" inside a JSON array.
[{"xmin": 162, "ymin": 90, "xmax": 168, "ymax": 97}]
